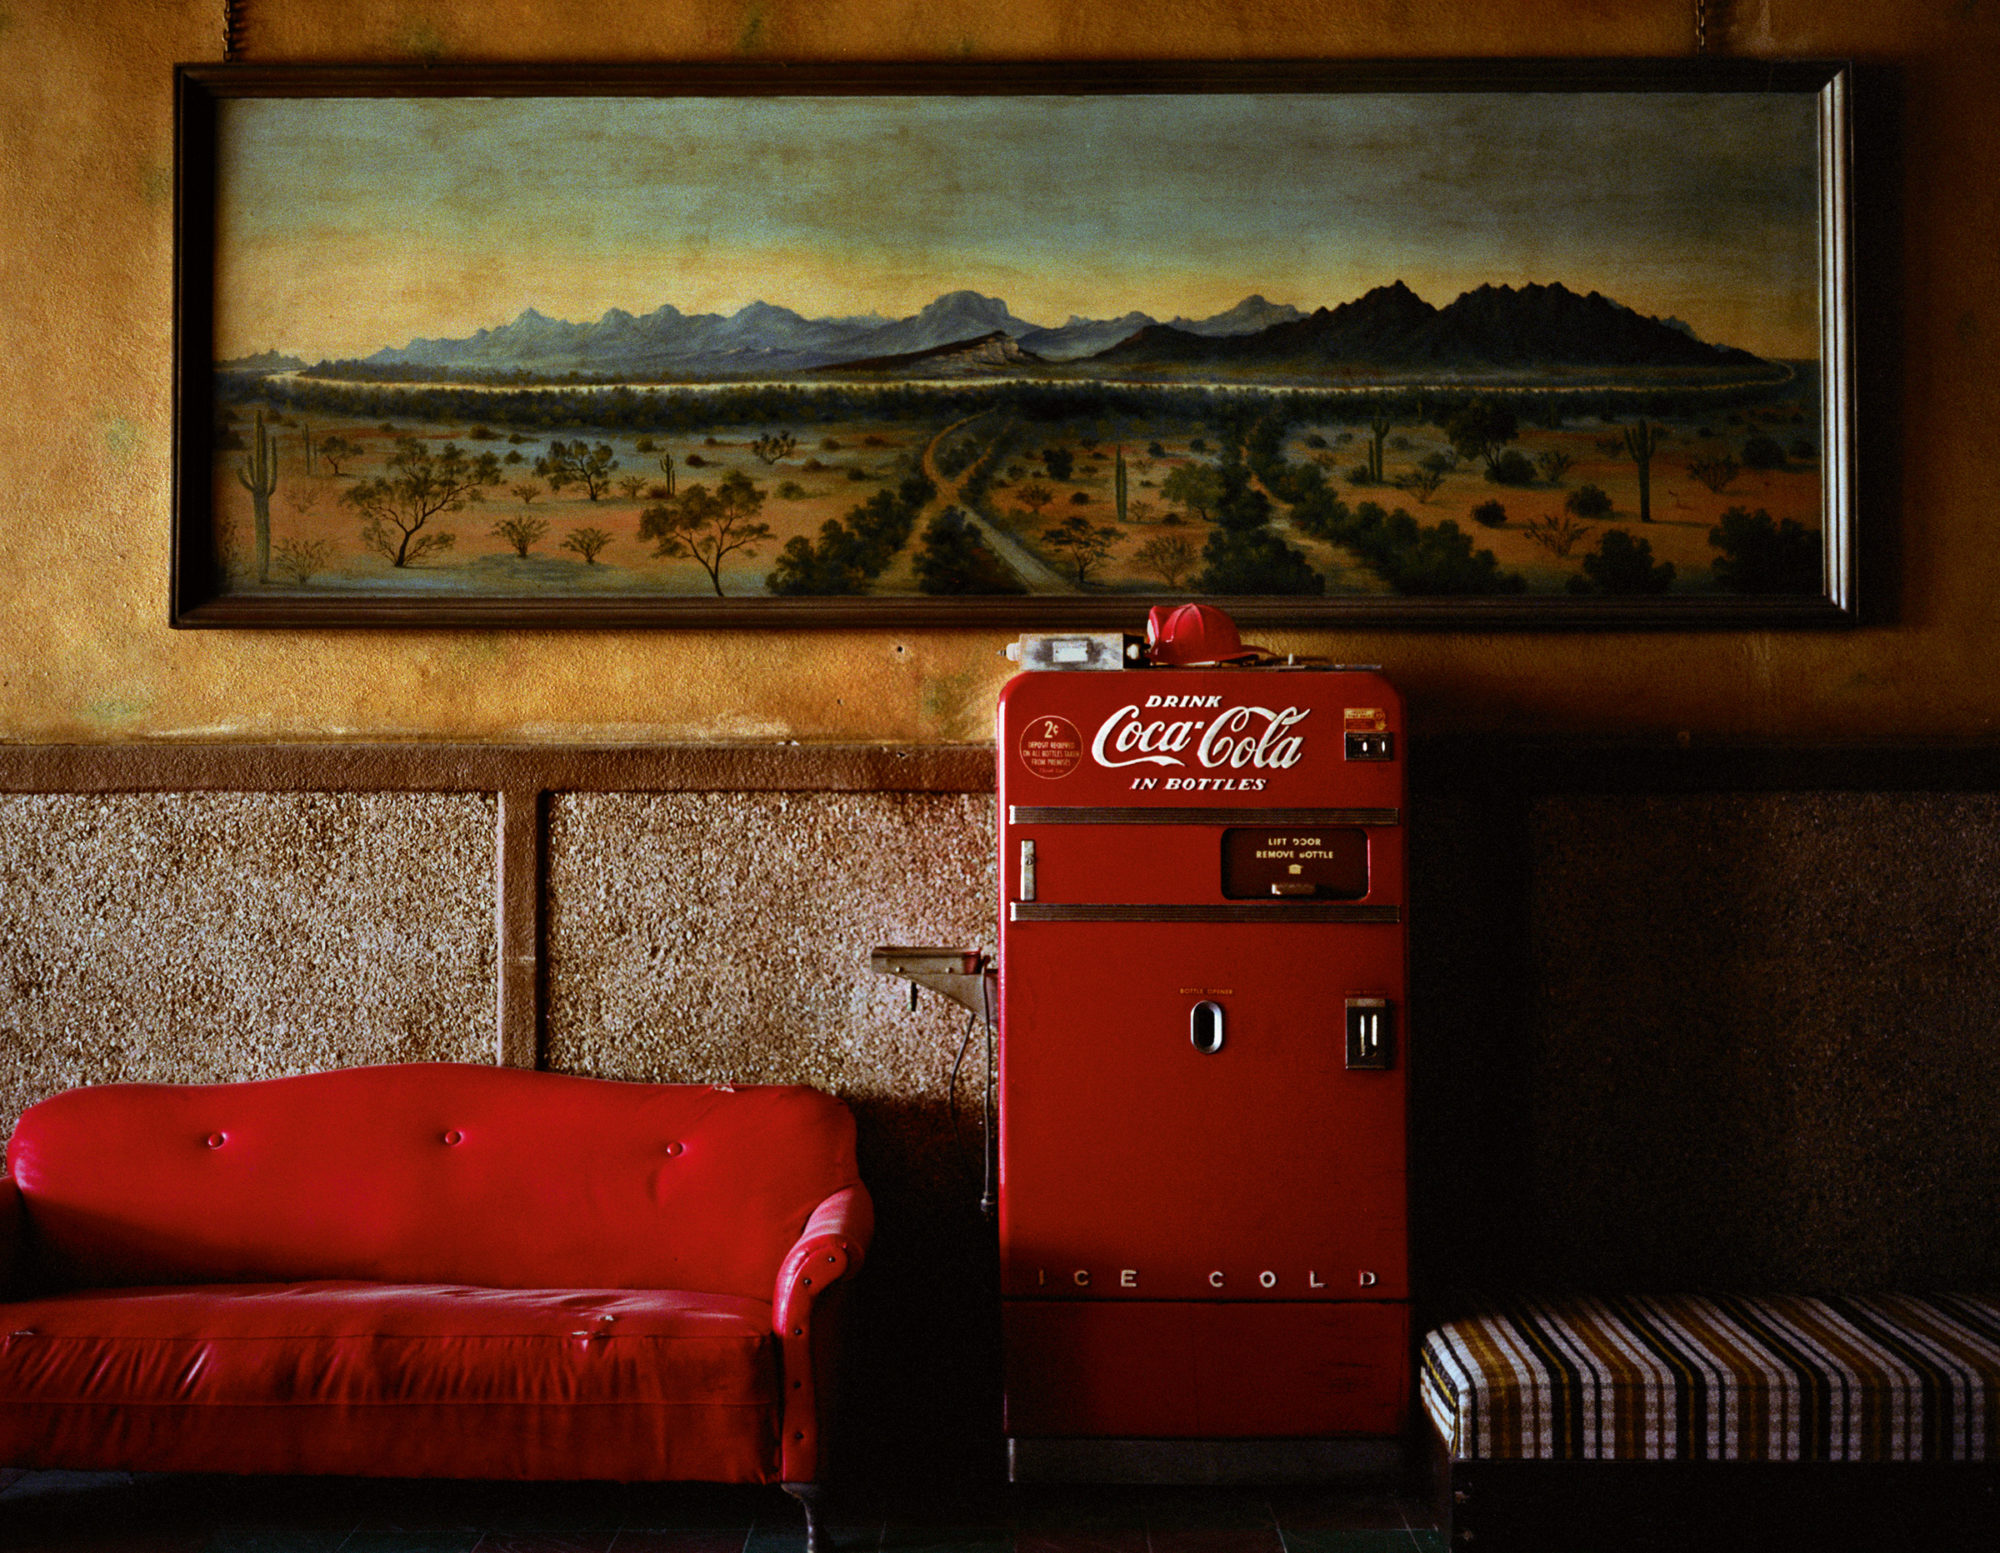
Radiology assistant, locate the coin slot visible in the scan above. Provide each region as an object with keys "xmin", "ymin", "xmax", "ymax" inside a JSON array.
[{"xmin": 1345, "ymin": 998, "xmax": 1394, "ymax": 1070}]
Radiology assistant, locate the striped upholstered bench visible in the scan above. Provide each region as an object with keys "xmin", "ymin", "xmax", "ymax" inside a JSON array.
[{"xmin": 1420, "ymin": 1294, "xmax": 2000, "ymax": 1552}]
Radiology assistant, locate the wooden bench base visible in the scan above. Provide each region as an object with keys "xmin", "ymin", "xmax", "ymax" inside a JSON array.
[{"xmin": 1431, "ymin": 1423, "xmax": 2000, "ymax": 1552}]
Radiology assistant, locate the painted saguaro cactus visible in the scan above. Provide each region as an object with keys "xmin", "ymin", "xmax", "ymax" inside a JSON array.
[
  {"xmin": 235, "ymin": 409, "xmax": 278, "ymax": 582},
  {"xmin": 1623, "ymin": 418, "xmax": 1663, "ymax": 524},
  {"xmin": 1368, "ymin": 412, "xmax": 1394, "ymax": 484},
  {"xmin": 1114, "ymin": 447, "xmax": 1128, "ymax": 525}
]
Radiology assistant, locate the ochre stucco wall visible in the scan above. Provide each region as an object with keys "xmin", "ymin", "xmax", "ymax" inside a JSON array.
[{"xmin": 4, "ymin": 0, "xmax": 1997, "ymax": 745}]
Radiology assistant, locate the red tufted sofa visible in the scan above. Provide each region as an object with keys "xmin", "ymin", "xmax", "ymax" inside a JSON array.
[{"xmin": 0, "ymin": 1063, "xmax": 872, "ymax": 1546}]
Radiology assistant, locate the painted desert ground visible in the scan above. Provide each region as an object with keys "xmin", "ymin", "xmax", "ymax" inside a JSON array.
[{"xmin": 209, "ymin": 370, "xmax": 1824, "ymax": 603}]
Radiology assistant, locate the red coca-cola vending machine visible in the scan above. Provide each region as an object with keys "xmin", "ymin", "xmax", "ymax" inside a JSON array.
[{"xmin": 995, "ymin": 608, "xmax": 1409, "ymax": 1482}]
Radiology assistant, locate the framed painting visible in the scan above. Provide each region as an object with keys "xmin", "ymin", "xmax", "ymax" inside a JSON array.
[{"xmin": 172, "ymin": 60, "xmax": 1856, "ymax": 629}]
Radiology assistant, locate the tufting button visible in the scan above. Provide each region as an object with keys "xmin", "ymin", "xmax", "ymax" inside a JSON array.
[
  {"xmin": 443, "ymin": 1130, "xmax": 463, "ymax": 1145},
  {"xmin": 205, "ymin": 1133, "xmax": 225, "ymax": 1149},
  {"xmin": 664, "ymin": 1141, "xmax": 684, "ymax": 1157}
]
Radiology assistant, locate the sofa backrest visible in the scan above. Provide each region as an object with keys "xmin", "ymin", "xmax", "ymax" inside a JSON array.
[{"xmin": 6, "ymin": 1064, "xmax": 861, "ymax": 1298}]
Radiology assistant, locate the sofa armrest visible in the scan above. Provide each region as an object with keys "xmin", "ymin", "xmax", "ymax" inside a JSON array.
[
  {"xmin": 0, "ymin": 1177, "xmax": 21, "ymax": 1295},
  {"xmin": 773, "ymin": 1185, "xmax": 874, "ymax": 1484}
]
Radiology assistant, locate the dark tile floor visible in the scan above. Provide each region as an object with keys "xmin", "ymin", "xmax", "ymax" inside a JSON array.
[{"xmin": 0, "ymin": 1472, "xmax": 1444, "ymax": 1553}]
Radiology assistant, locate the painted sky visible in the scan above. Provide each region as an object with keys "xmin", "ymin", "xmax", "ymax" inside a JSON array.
[{"xmin": 214, "ymin": 89, "xmax": 1824, "ymax": 364}]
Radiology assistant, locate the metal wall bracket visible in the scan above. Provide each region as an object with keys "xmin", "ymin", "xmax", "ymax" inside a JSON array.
[{"xmin": 870, "ymin": 946, "xmax": 997, "ymax": 1015}]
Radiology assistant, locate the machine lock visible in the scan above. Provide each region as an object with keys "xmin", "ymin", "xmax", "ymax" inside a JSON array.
[{"xmin": 1345, "ymin": 997, "xmax": 1394, "ymax": 1070}]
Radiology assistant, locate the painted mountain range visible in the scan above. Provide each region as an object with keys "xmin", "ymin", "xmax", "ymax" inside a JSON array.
[
  {"xmin": 1094, "ymin": 281, "xmax": 1764, "ymax": 372},
  {"xmin": 355, "ymin": 290, "xmax": 1295, "ymax": 377},
  {"xmin": 333, "ymin": 282, "xmax": 1758, "ymax": 381}
]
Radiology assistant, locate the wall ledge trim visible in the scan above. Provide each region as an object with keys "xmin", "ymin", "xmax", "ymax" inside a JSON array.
[
  {"xmin": 0, "ymin": 743, "xmax": 996, "ymax": 795},
  {"xmin": 6, "ymin": 739, "xmax": 2000, "ymax": 798}
]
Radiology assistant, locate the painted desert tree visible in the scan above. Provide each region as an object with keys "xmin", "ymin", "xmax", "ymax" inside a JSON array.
[
  {"xmin": 1394, "ymin": 464, "xmax": 1445, "ymax": 503},
  {"xmin": 915, "ymin": 507, "xmax": 1024, "ymax": 595},
  {"xmin": 1709, "ymin": 506, "xmax": 1820, "ymax": 593},
  {"xmin": 639, "ymin": 470, "xmax": 774, "ymax": 595},
  {"xmin": 750, "ymin": 431, "xmax": 798, "ymax": 466},
  {"xmin": 1522, "ymin": 509, "xmax": 1596, "ymax": 559},
  {"xmin": 536, "ymin": 439, "xmax": 620, "ymax": 500},
  {"xmin": 1015, "ymin": 482, "xmax": 1056, "ymax": 520},
  {"xmin": 316, "ymin": 434, "xmax": 360, "ymax": 476},
  {"xmin": 1134, "ymin": 532, "xmax": 1199, "ymax": 589},
  {"xmin": 1442, "ymin": 401, "xmax": 1519, "ymax": 475},
  {"xmin": 491, "ymin": 514, "xmax": 550, "ymax": 557},
  {"xmin": 1687, "ymin": 453, "xmax": 1742, "ymax": 494},
  {"xmin": 1160, "ymin": 462, "xmax": 1224, "ymax": 524},
  {"xmin": 1569, "ymin": 529, "xmax": 1676, "ymax": 594},
  {"xmin": 1040, "ymin": 513, "xmax": 1121, "ymax": 586},
  {"xmin": 1536, "ymin": 449, "xmax": 1576, "ymax": 485},
  {"xmin": 344, "ymin": 438, "xmax": 500, "ymax": 568},
  {"xmin": 271, "ymin": 536, "xmax": 333, "ymax": 586},
  {"xmin": 562, "ymin": 526, "xmax": 613, "ymax": 565}
]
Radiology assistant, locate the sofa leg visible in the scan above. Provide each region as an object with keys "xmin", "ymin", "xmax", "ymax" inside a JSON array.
[{"xmin": 782, "ymin": 1480, "xmax": 825, "ymax": 1553}]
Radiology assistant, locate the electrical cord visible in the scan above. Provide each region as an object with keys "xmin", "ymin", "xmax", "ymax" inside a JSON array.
[
  {"xmin": 943, "ymin": 959, "xmax": 999, "ymax": 1217},
  {"xmin": 947, "ymin": 1004, "xmax": 978, "ymax": 1168},
  {"xmin": 979, "ymin": 968, "xmax": 997, "ymax": 1218}
]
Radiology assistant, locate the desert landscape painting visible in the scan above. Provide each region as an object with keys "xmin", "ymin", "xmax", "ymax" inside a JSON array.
[{"xmin": 182, "ymin": 66, "xmax": 1851, "ymax": 622}]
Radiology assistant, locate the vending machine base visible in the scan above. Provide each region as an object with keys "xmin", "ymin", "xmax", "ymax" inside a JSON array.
[
  {"xmin": 1008, "ymin": 1436, "xmax": 1406, "ymax": 1485},
  {"xmin": 1003, "ymin": 1300, "xmax": 1410, "ymax": 1439}
]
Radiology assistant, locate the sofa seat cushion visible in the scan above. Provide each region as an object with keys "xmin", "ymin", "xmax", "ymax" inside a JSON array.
[
  {"xmin": 0, "ymin": 1281, "xmax": 782, "ymax": 1482},
  {"xmin": 1423, "ymin": 1293, "xmax": 2000, "ymax": 1464}
]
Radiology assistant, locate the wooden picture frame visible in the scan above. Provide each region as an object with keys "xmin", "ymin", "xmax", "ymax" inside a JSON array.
[{"xmin": 173, "ymin": 60, "xmax": 1856, "ymax": 629}]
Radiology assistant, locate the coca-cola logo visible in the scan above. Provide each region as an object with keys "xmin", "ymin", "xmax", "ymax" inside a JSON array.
[{"xmin": 1091, "ymin": 703, "xmax": 1310, "ymax": 771}]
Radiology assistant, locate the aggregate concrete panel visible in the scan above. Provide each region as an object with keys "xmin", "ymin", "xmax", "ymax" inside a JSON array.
[
  {"xmin": 545, "ymin": 788, "xmax": 1001, "ymax": 1477},
  {"xmin": 546, "ymin": 790, "xmax": 998, "ymax": 1105},
  {"xmin": 0, "ymin": 792, "xmax": 498, "ymax": 1137},
  {"xmin": 1524, "ymin": 791, "xmax": 2000, "ymax": 1293}
]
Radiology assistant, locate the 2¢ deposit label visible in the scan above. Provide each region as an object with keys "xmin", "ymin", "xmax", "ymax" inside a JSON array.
[{"xmin": 1019, "ymin": 716, "xmax": 1083, "ymax": 779}]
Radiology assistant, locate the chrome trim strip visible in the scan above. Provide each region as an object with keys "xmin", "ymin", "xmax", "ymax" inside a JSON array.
[
  {"xmin": 1008, "ymin": 806, "xmax": 1400, "ymax": 827},
  {"xmin": 1009, "ymin": 902, "xmax": 1401, "ymax": 925}
]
